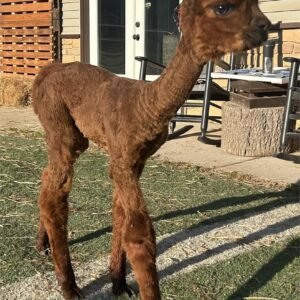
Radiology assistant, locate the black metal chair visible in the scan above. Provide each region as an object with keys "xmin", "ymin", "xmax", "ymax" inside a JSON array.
[
  {"xmin": 135, "ymin": 56, "xmax": 232, "ymax": 146},
  {"xmin": 280, "ymin": 57, "xmax": 300, "ymax": 153}
]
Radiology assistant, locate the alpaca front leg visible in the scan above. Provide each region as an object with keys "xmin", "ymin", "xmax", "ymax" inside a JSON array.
[
  {"xmin": 123, "ymin": 211, "xmax": 161, "ymax": 300},
  {"xmin": 111, "ymin": 166, "xmax": 161, "ymax": 300},
  {"xmin": 38, "ymin": 165, "xmax": 82, "ymax": 300},
  {"xmin": 110, "ymin": 189, "xmax": 133, "ymax": 297}
]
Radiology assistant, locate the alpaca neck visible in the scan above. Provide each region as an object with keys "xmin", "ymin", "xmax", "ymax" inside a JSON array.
[{"xmin": 150, "ymin": 36, "xmax": 206, "ymax": 123}]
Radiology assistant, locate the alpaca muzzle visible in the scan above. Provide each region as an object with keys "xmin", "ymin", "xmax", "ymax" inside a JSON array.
[{"xmin": 244, "ymin": 10, "xmax": 271, "ymax": 50}]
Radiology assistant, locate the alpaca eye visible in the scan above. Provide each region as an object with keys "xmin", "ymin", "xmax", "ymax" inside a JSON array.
[{"xmin": 213, "ymin": 4, "xmax": 234, "ymax": 16}]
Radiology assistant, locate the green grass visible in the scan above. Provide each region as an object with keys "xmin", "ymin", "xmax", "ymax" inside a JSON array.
[
  {"xmin": 0, "ymin": 129, "xmax": 299, "ymax": 299},
  {"xmin": 161, "ymin": 237, "xmax": 300, "ymax": 300}
]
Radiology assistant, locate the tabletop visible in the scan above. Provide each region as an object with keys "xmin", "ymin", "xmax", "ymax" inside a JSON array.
[{"xmin": 211, "ymin": 68, "xmax": 300, "ymax": 85}]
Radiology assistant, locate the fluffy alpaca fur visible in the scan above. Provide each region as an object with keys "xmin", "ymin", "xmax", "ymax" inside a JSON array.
[{"xmin": 32, "ymin": 0, "xmax": 270, "ymax": 299}]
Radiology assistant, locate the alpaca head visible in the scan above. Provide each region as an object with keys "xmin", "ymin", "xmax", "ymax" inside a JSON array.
[{"xmin": 180, "ymin": 0, "xmax": 271, "ymax": 61}]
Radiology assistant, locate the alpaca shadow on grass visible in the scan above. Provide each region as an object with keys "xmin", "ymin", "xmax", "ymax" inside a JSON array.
[
  {"xmin": 69, "ymin": 189, "xmax": 279, "ymax": 246},
  {"xmin": 69, "ymin": 190, "xmax": 271, "ymax": 246},
  {"xmin": 76, "ymin": 183, "xmax": 299, "ymax": 299},
  {"xmin": 226, "ymin": 237, "xmax": 300, "ymax": 300},
  {"xmin": 157, "ymin": 214, "xmax": 300, "ymax": 280},
  {"xmin": 69, "ymin": 189, "xmax": 280, "ymax": 246},
  {"xmin": 79, "ymin": 208, "xmax": 300, "ymax": 299},
  {"xmin": 156, "ymin": 187, "xmax": 299, "ymax": 257},
  {"xmin": 69, "ymin": 183, "xmax": 298, "ymax": 249}
]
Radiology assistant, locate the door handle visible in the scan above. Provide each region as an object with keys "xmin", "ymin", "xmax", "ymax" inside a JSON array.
[{"xmin": 133, "ymin": 34, "xmax": 140, "ymax": 41}]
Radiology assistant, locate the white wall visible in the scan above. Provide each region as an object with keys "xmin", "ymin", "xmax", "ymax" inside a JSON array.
[
  {"xmin": 259, "ymin": 0, "xmax": 300, "ymax": 23},
  {"xmin": 62, "ymin": 0, "xmax": 80, "ymax": 35}
]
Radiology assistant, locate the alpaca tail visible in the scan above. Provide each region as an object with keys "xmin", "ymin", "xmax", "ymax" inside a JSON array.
[{"xmin": 32, "ymin": 63, "xmax": 64, "ymax": 115}]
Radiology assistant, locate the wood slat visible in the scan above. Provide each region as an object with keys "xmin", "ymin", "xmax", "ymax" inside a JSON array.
[
  {"xmin": 0, "ymin": 2, "xmax": 51, "ymax": 13},
  {"xmin": 0, "ymin": 28, "xmax": 51, "ymax": 35},
  {"xmin": 0, "ymin": 11, "xmax": 51, "ymax": 21},
  {"xmin": 0, "ymin": 50, "xmax": 53, "ymax": 58},
  {"xmin": 0, "ymin": 72, "xmax": 36, "ymax": 79},
  {"xmin": 1, "ymin": 58, "xmax": 52, "ymax": 66},
  {"xmin": 0, "ymin": 18, "xmax": 51, "ymax": 27},
  {"xmin": 0, "ymin": 12, "xmax": 51, "ymax": 27},
  {"xmin": 1, "ymin": 43, "xmax": 52, "ymax": 51},
  {"xmin": 0, "ymin": 0, "xmax": 50, "ymax": 3},
  {"xmin": 0, "ymin": 0, "xmax": 54, "ymax": 76},
  {"xmin": 0, "ymin": 35, "xmax": 51, "ymax": 43},
  {"xmin": 1, "ymin": 64, "xmax": 40, "ymax": 74}
]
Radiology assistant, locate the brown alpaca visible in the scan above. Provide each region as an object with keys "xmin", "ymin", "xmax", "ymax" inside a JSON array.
[{"xmin": 32, "ymin": 0, "xmax": 270, "ymax": 299}]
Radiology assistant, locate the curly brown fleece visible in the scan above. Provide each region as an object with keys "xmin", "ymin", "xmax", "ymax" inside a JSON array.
[{"xmin": 32, "ymin": 0, "xmax": 270, "ymax": 299}]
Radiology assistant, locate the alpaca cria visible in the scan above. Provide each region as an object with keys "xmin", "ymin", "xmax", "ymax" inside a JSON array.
[{"xmin": 32, "ymin": 0, "xmax": 270, "ymax": 299}]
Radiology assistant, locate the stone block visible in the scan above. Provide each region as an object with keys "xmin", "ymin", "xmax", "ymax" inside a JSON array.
[
  {"xmin": 62, "ymin": 56, "xmax": 76, "ymax": 63},
  {"xmin": 66, "ymin": 48, "xmax": 80, "ymax": 56},
  {"xmin": 294, "ymin": 44, "xmax": 300, "ymax": 54},
  {"xmin": 63, "ymin": 44, "xmax": 73, "ymax": 49},
  {"xmin": 282, "ymin": 43, "xmax": 294, "ymax": 54},
  {"xmin": 72, "ymin": 38, "xmax": 81, "ymax": 48},
  {"xmin": 62, "ymin": 39, "xmax": 72, "ymax": 45},
  {"xmin": 283, "ymin": 29, "xmax": 300, "ymax": 43}
]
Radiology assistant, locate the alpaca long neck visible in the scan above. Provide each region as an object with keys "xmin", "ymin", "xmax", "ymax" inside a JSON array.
[{"xmin": 150, "ymin": 37, "xmax": 205, "ymax": 123}]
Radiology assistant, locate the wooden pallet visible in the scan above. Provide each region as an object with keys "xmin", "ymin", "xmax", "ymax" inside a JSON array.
[{"xmin": 0, "ymin": 0, "xmax": 54, "ymax": 78}]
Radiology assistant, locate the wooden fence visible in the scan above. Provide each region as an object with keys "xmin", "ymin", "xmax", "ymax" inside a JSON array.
[{"xmin": 0, "ymin": 0, "xmax": 55, "ymax": 78}]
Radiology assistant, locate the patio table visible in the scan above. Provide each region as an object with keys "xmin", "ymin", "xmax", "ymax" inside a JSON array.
[{"xmin": 211, "ymin": 67, "xmax": 299, "ymax": 84}]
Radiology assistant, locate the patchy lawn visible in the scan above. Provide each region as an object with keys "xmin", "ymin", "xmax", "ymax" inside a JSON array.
[
  {"xmin": 0, "ymin": 129, "xmax": 299, "ymax": 299},
  {"xmin": 161, "ymin": 237, "xmax": 300, "ymax": 300}
]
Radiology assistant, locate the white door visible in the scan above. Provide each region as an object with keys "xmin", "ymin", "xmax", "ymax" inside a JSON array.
[{"xmin": 89, "ymin": 0, "xmax": 180, "ymax": 79}]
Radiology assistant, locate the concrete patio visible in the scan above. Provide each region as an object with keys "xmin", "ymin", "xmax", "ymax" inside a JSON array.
[{"xmin": 0, "ymin": 106, "xmax": 299, "ymax": 187}]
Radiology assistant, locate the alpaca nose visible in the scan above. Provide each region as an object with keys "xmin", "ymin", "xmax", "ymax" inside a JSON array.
[
  {"xmin": 252, "ymin": 15, "xmax": 272, "ymax": 32},
  {"xmin": 260, "ymin": 17, "xmax": 271, "ymax": 32}
]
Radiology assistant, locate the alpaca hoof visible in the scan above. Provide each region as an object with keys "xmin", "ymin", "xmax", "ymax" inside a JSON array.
[
  {"xmin": 36, "ymin": 240, "xmax": 51, "ymax": 256},
  {"xmin": 63, "ymin": 286, "xmax": 84, "ymax": 300},
  {"xmin": 112, "ymin": 279, "xmax": 134, "ymax": 297}
]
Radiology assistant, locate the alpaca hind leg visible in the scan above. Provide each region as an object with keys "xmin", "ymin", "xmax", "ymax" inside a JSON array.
[
  {"xmin": 36, "ymin": 109, "xmax": 89, "ymax": 256},
  {"xmin": 37, "ymin": 120, "xmax": 88, "ymax": 299},
  {"xmin": 39, "ymin": 161, "xmax": 82, "ymax": 299}
]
